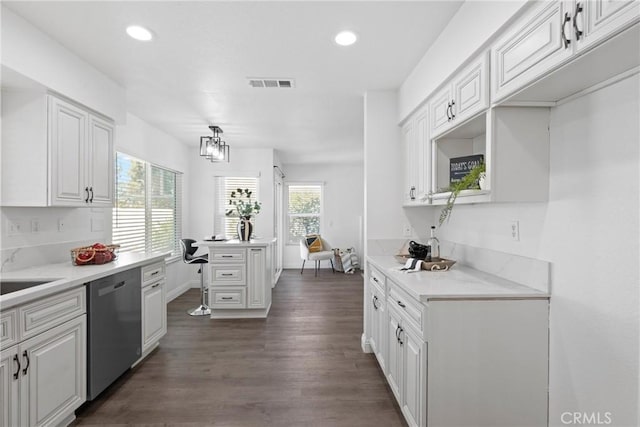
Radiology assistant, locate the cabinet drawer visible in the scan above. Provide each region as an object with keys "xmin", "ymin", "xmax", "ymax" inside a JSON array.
[
  {"xmin": 209, "ymin": 287, "xmax": 246, "ymax": 309},
  {"xmin": 0, "ymin": 308, "xmax": 18, "ymax": 347},
  {"xmin": 369, "ymin": 265, "xmax": 386, "ymax": 290},
  {"xmin": 19, "ymin": 287, "xmax": 86, "ymax": 341},
  {"xmin": 142, "ymin": 261, "xmax": 166, "ymax": 285},
  {"xmin": 210, "ymin": 249, "xmax": 245, "ymax": 264},
  {"xmin": 211, "ymin": 265, "xmax": 246, "ymax": 286},
  {"xmin": 388, "ymin": 281, "xmax": 426, "ymax": 339}
]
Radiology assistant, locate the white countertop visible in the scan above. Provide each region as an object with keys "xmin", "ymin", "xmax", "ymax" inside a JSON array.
[
  {"xmin": 195, "ymin": 238, "xmax": 276, "ymax": 247},
  {"xmin": 0, "ymin": 252, "xmax": 169, "ymax": 309},
  {"xmin": 368, "ymin": 256, "xmax": 549, "ymax": 302}
]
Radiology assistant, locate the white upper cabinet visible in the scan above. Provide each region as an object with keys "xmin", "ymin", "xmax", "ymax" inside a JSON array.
[
  {"xmin": 1, "ymin": 91, "xmax": 114, "ymax": 207},
  {"xmin": 575, "ymin": 0, "xmax": 640, "ymax": 52},
  {"xmin": 492, "ymin": 0, "xmax": 639, "ymax": 103},
  {"xmin": 401, "ymin": 107, "xmax": 430, "ymax": 205},
  {"xmin": 430, "ymin": 52, "xmax": 489, "ymax": 139},
  {"xmin": 49, "ymin": 97, "xmax": 89, "ymax": 205},
  {"xmin": 492, "ymin": 1, "xmax": 574, "ymax": 102}
]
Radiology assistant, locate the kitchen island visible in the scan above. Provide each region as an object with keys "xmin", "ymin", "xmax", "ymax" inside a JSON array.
[
  {"xmin": 195, "ymin": 238, "xmax": 275, "ymax": 319},
  {"xmin": 364, "ymin": 254, "xmax": 550, "ymax": 427}
]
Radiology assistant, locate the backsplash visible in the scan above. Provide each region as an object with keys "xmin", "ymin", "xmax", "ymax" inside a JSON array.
[{"xmin": 0, "ymin": 207, "xmax": 110, "ymax": 272}]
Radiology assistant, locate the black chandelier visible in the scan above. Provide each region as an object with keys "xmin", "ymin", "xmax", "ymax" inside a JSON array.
[{"xmin": 199, "ymin": 125, "xmax": 230, "ymax": 162}]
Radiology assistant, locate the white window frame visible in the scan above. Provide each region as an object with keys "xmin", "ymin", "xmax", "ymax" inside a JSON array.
[
  {"xmin": 113, "ymin": 151, "xmax": 183, "ymax": 261},
  {"xmin": 214, "ymin": 174, "xmax": 260, "ymax": 239},
  {"xmin": 285, "ymin": 182, "xmax": 324, "ymax": 245}
]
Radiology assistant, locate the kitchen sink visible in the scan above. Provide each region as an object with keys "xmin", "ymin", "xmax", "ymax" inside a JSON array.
[{"xmin": 0, "ymin": 280, "xmax": 60, "ymax": 296}]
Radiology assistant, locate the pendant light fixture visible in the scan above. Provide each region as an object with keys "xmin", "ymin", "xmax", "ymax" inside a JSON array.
[{"xmin": 199, "ymin": 125, "xmax": 230, "ymax": 162}]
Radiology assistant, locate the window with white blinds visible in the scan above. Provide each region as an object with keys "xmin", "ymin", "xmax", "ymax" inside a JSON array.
[
  {"xmin": 286, "ymin": 183, "xmax": 323, "ymax": 244},
  {"xmin": 214, "ymin": 176, "xmax": 259, "ymax": 239},
  {"xmin": 113, "ymin": 152, "xmax": 182, "ymax": 256}
]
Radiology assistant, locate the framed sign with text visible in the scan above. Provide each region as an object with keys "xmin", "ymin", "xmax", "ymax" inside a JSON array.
[{"xmin": 450, "ymin": 154, "xmax": 484, "ymax": 184}]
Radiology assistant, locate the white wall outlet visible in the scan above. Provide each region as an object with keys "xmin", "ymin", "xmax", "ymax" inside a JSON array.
[
  {"xmin": 30, "ymin": 219, "xmax": 40, "ymax": 233},
  {"xmin": 7, "ymin": 219, "xmax": 24, "ymax": 236},
  {"xmin": 510, "ymin": 220, "xmax": 520, "ymax": 241},
  {"xmin": 403, "ymin": 224, "xmax": 412, "ymax": 237},
  {"xmin": 57, "ymin": 218, "xmax": 66, "ymax": 232}
]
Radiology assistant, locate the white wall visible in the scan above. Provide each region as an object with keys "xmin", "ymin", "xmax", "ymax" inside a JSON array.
[
  {"xmin": 281, "ymin": 162, "xmax": 364, "ymax": 269},
  {"xmin": 430, "ymin": 75, "xmax": 639, "ymax": 426},
  {"xmin": 115, "ymin": 113, "xmax": 193, "ymax": 300},
  {"xmin": 188, "ymin": 147, "xmax": 275, "ymax": 243},
  {"xmin": 398, "ymin": 0, "xmax": 527, "ymax": 122},
  {"xmin": 0, "ymin": 6, "xmax": 126, "ymax": 122},
  {"xmin": 364, "ymin": 91, "xmax": 408, "ymax": 256}
]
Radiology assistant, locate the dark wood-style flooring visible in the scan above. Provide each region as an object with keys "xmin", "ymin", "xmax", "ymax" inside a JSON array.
[{"xmin": 73, "ymin": 269, "xmax": 406, "ymax": 426}]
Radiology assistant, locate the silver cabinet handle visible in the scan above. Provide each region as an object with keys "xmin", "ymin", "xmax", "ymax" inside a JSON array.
[
  {"xmin": 151, "ymin": 283, "xmax": 160, "ymax": 289},
  {"xmin": 573, "ymin": 2, "xmax": 583, "ymax": 40},
  {"xmin": 397, "ymin": 300, "xmax": 406, "ymax": 308},
  {"xmin": 561, "ymin": 12, "xmax": 572, "ymax": 48},
  {"xmin": 221, "ymin": 297, "xmax": 233, "ymax": 300}
]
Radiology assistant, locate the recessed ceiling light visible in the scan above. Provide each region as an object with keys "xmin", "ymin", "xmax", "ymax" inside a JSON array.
[
  {"xmin": 334, "ymin": 31, "xmax": 357, "ymax": 46},
  {"xmin": 126, "ymin": 25, "xmax": 153, "ymax": 41}
]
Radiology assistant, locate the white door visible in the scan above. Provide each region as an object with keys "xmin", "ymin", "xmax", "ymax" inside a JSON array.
[
  {"xmin": 22, "ymin": 316, "xmax": 86, "ymax": 427},
  {"xmin": 0, "ymin": 346, "xmax": 20, "ymax": 427},
  {"xmin": 87, "ymin": 115, "xmax": 114, "ymax": 206},
  {"xmin": 491, "ymin": 1, "xmax": 574, "ymax": 102},
  {"xmin": 386, "ymin": 308, "xmax": 403, "ymax": 404},
  {"xmin": 49, "ymin": 96, "xmax": 88, "ymax": 206},
  {"xmin": 452, "ymin": 53, "xmax": 489, "ymax": 123},
  {"xmin": 402, "ymin": 327, "xmax": 426, "ymax": 427},
  {"xmin": 369, "ymin": 287, "xmax": 380, "ymax": 354},
  {"xmin": 247, "ymin": 248, "xmax": 266, "ymax": 308},
  {"xmin": 401, "ymin": 121, "xmax": 416, "ymax": 202},
  {"xmin": 575, "ymin": 0, "xmax": 640, "ymax": 51},
  {"xmin": 142, "ymin": 280, "xmax": 167, "ymax": 353},
  {"xmin": 429, "ymin": 86, "xmax": 453, "ymax": 138}
]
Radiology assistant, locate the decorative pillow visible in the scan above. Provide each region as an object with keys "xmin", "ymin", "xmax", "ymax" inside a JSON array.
[{"xmin": 306, "ymin": 235, "xmax": 324, "ymax": 253}]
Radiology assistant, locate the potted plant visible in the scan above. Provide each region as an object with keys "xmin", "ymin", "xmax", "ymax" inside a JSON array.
[
  {"xmin": 225, "ymin": 188, "xmax": 262, "ymax": 240},
  {"xmin": 438, "ymin": 163, "xmax": 485, "ymax": 226}
]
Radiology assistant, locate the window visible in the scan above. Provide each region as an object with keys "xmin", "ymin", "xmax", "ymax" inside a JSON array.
[
  {"xmin": 287, "ymin": 184, "xmax": 323, "ymax": 244},
  {"xmin": 113, "ymin": 152, "xmax": 182, "ymax": 256},
  {"xmin": 215, "ymin": 176, "xmax": 259, "ymax": 239}
]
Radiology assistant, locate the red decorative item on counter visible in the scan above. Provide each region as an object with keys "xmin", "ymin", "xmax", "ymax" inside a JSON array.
[{"xmin": 71, "ymin": 243, "xmax": 119, "ymax": 265}]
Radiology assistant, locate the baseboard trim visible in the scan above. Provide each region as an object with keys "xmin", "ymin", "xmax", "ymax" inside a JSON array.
[{"xmin": 167, "ymin": 279, "xmax": 198, "ymax": 302}]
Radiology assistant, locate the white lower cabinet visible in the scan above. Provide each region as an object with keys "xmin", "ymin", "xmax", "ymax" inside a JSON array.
[
  {"xmin": 1, "ymin": 313, "xmax": 86, "ymax": 427},
  {"xmin": 366, "ymin": 263, "xmax": 549, "ymax": 427},
  {"xmin": 141, "ymin": 262, "xmax": 167, "ymax": 356}
]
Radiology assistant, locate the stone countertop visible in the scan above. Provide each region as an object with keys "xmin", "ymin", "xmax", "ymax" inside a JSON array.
[
  {"xmin": 368, "ymin": 256, "xmax": 550, "ymax": 302},
  {"xmin": 0, "ymin": 252, "xmax": 169, "ymax": 309},
  {"xmin": 195, "ymin": 238, "xmax": 276, "ymax": 247}
]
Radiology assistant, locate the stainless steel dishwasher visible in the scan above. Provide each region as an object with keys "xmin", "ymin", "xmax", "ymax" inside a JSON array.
[{"xmin": 87, "ymin": 267, "xmax": 141, "ymax": 400}]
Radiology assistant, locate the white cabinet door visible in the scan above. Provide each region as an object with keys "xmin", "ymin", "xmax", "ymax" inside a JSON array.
[
  {"xmin": 0, "ymin": 346, "xmax": 20, "ymax": 427},
  {"xmin": 87, "ymin": 115, "xmax": 114, "ymax": 206},
  {"xmin": 373, "ymin": 291, "xmax": 387, "ymax": 374},
  {"xmin": 414, "ymin": 108, "xmax": 430, "ymax": 202},
  {"xmin": 368, "ymin": 287, "xmax": 379, "ymax": 354},
  {"xmin": 452, "ymin": 53, "xmax": 489, "ymax": 123},
  {"xmin": 386, "ymin": 308, "xmax": 402, "ymax": 404},
  {"xmin": 22, "ymin": 315, "xmax": 86, "ymax": 427},
  {"xmin": 401, "ymin": 121, "xmax": 417, "ymax": 202},
  {"xmin": 430, "ymin": 86, "xmax": 453, "ymax": 138},
  {"xmin": 49, "ymin": 96, "xmax": 88, "ymax": 206},
  {"xmin": 247, "ymin": 248, "xmax": 266, "ymax": 309},
  {"xmin": 402, "ymin": 327, "xmax": 426, "ymax": 427},
  {"xmin": 142, "ymin": 280, "xmax": 167, "ymax": 353},
  {"xmin": 575, "ymin": 0, "xmax": 640, "ymax": 52},
  {"xmin": 492, "ymin": 1, "xmax": 574, "ymax": 102}
]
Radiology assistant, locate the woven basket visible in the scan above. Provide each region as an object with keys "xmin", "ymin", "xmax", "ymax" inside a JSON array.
[{"xmin": 70, "ymin": 244, "xmax": 120, "ymax": 266}]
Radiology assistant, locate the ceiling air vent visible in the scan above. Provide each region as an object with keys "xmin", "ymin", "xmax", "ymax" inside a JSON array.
[{"xmin": 247, "ymin": 78, "xmax": 295, "ymax": 89}]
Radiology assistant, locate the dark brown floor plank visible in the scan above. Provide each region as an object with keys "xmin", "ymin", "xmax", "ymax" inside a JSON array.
[{"xmin": 72, "ymin": 269, "xmax": 406, "ymax": 426}]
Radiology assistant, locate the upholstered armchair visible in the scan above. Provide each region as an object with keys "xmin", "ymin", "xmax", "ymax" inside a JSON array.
[{"xmin": 299, "ymin": 236, "xmax": 335, "ymax": 276}]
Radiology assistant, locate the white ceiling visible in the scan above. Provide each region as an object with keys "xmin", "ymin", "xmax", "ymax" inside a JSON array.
[{"xmin": 4, "ymin": 1, "xmax": 463, "ymax": 165}]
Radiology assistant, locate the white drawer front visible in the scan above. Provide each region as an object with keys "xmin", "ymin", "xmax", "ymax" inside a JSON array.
[
  {"xmin": 388, "ymin": 282, "xmax": 425, "ymax": 339},
  {"xmin": 369, "ymin": 265, "xmax": 386, "ymax": 290},
  {"xmin": 210, "ymin": 287, "xmax": 246, "ymax": 309},
  {"xmin": 0, "ymin": 308, "xmax": 18, "ymax": 347},
  {"xmin": 211, "ymin": 249, "xmax": 245, "ymax": 264},
  {"xmin": 142, "ymin": 261, "xmax": 166, "ymax": 285},
  {"xmin": 19, "ymin": 287, "xmax": 86, "ymax": 340},
  {"xmin": 211, "ymin": 265, "xmax": 246, "ymax": 286}
]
